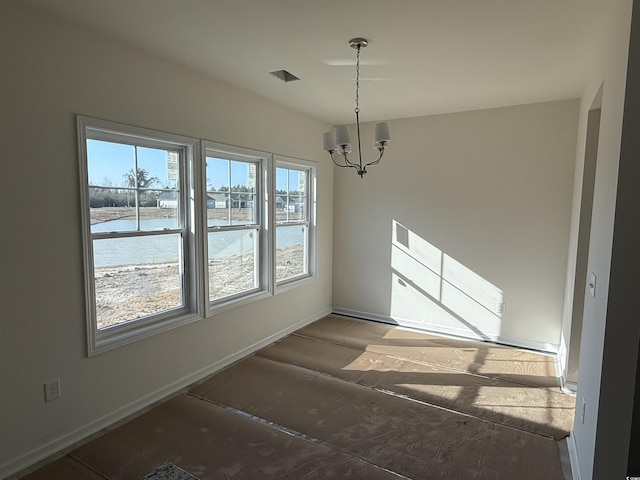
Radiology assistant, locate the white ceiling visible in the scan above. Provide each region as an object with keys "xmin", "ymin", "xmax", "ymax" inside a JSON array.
[{"xmin": 18, "ymin": 0, "xmax": 611, "ymax": 125}]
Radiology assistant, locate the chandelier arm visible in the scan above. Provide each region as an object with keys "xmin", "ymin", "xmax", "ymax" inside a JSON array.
[
  {"xmin": 330, "ymin": 152, "xmax": 352, "ymax": 168},
  {"xmin": 341, "ymin": 151, "xmax": 362, "ymax": 170},
  {"xmin": 364, "ymin": 147, "xmax": 385, "ymax": 168},
  {"xmin": 331, "ymin": 152, "xmax": 364, "ymax": 176}
]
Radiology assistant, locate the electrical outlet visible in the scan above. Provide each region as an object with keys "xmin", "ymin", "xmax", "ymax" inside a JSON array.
[
  {"xmin": 496, "ymin": 302, "xmax": 506, "ymax": 315},
  {"xmin": 44, "ymin": 378, "xmax": 61, "ymax": 402}
]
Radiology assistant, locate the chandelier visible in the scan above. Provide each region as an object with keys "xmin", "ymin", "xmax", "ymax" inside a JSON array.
[{"xmin": 323, "ymin": 38, "xmax": 390, "ymax": 178}]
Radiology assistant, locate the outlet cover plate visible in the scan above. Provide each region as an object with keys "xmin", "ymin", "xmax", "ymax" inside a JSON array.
[{"xmin": 44, "ymin": 378, "xmax": 61, "ymax": 402}]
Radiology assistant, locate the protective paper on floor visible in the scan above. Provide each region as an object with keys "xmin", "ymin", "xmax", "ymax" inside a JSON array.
[
  {"xmin": 260, "ymin": 315, "xmax": 575, "ymax": 440},
  {"xmin": 298, "ymin": 315, "xmax": 561, "ymax": 388},
  {"xmin": 192, "ymin": 355, "xmax": 565, "ymax": 480},
  {"xmin": 68, "ymin": 395, "xmax": 400, "ymax": 480}
]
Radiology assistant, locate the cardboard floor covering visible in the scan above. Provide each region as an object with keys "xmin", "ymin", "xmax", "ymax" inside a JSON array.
[
  {"xmin": 19, "ymin": 315, "xmax": 573, "ymax": 480},
  {"xmin": 192, "ymin": 355, "xmax": 565, "ymax": 480},
  {"xmin": 262, "ymin": 315, "xmax": 576, "ymax": 440}
]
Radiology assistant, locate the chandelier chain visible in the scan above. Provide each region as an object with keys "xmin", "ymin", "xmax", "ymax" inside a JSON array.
[{"xmin": 354, "ymin": 45, "xmax": 360, "ymax": 114}]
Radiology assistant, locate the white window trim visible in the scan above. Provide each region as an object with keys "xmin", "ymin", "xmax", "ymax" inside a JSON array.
[
  {"xmin": 202, "ymin": 141, "xmax": 273, "ymax": 316},
  {"xmin": 273, "ymin": 155, "xmax": 317, "ymax": 293},
  {"xmin": 78, "ymin": 118, "xmax": 317, "ymax": 355},
  {"xmin": 78, "ymin": 116, "xmax": 203, "ymax": 355}
]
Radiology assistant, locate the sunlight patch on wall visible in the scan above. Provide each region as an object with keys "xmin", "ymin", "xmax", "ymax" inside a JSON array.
[{"xmin": 390, "ymin": 220, "xmax": 503, "ymax": 340}]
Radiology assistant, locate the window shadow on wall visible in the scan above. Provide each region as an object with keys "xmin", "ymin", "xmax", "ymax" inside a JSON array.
[{"xmin": 390, "ymin": 220, "xmax": 503, "ymax": 342}]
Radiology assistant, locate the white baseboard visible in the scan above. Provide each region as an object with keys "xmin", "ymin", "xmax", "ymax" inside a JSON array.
[
  {"xmin": 332, "ymin": 307, "xmax": 559, "ymax": 354},
  {"xmin": 0, "ymin": 309, "xmax": 330, "ymax": 480},
  {"xmin": 567, "ymin": 431, "xmax": 582, "ymax": 480}
]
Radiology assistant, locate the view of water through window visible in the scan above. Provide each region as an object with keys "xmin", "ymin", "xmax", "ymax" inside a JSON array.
[{"xmin": 91, "ymin": 217, "xmax": 303, "ymax": 267}]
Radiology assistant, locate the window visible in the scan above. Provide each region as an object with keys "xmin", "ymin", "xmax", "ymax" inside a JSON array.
[
  {"xmin": 78, "ymin": 117, "xmax": 200, "ymax": 354},
  {"xmin": 204, "ymin": 143, "xmax": 269, "ymax": 307},
  {"xmin": 275, "ymin": 156, "xmax": 315, "ymax": 285},
  {"xmin": 78, "ymin": 118, "xmax": 315, "ymax": 354}
]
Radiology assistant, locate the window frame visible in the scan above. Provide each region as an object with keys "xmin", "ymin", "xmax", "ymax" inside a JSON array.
[
  {"xmin": 202, "ymin": 141, "xmax": 272, "ymax": 315},
  {"xmin": 274, "ymin": 155, "xmax": 317, "ymax": 291},
  {"xmin": 78, "ymin": 116, "xmax": 204, "ymax": 355}
]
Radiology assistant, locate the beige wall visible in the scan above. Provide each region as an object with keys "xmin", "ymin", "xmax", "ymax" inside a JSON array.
[
  {"xmin": 333, "ymin": 100, "xmax": 579, "ymax": 351},
  {"xmin": 0, "ymin": 3, "xmax": 332, "ymax": 475}
]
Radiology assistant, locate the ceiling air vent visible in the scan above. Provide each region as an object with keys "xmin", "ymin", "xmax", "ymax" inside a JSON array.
[{"xmin": 269, "ymin": 70, "xmax": 300, "ymax": 83}]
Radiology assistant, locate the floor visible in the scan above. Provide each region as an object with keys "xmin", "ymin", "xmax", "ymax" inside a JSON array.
[{"xmin": 16, "ymin": 315, "xmax": 576, "ymax": 479}]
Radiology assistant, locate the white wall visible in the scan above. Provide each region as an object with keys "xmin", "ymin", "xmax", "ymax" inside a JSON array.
[
  {"xmin": 332, "ymin": 101, "xmax": 578, "ymax": 352},
  {"xmin": 0, "ymin": 3, "xmax": 332, "ymax": 476},
  {"xmin": 569, "ymin": 1, "xmax": 634, "ymax": 479}
]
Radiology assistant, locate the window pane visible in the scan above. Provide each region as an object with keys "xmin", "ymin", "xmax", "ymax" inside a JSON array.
[
  {"xmin": 206, "ymin": 157, "xmax": 257, "ymax": 226},
  {"xmin": 89, "ymin": 187, "xmax": 136, "ymax": 231},
  {"xmin": 144, "ymin": 189, "xmax": 179, "ymax": 229},
  {"xmin": 275, "ymin": 167, "xmax": 288, "ymax": 222},
  {"xmin": 276, "ymin": 167, "xmax": 288, "ymax": 192},
  {"xmin": 207, "ymin": 157, "xmax": 229, "ymax": 191},
  {"xmin": 275, "ymin": 166, "xmax": 307, "ymax": 224},
  {"xmin": 231, "ymin": 160, "xmax": 256, "ymax": 191},
  {"xmin": 93, "ymin": 234, "xmax": 183, "ymax": 329},
  {"xmin": 87, "ymin": 140, "xmax": 134, "ymax": 188},
  {"xmin": 206, "ymin": 192, "xmax": 230, "ymax": 226},
  {"xmin": 208, "ymin": 229, "xmax": 258, "ymax": 301},
  {"xmin": 230, "ymin": 192, "xmax": 256, "ymax": 225},
  {"xmin": 288, "ymin": 169, "xmax": 306, "ymax": 194},
  {"xmin": 93, "ymin": 233, "xmax": 181, "ymax": 267},
  {"xmin": 275, "ymin": 194, "xmax": 288, "ymax": 222},
  {"xmin": 287, "ymin": 196, "xmax": 306, "ymax": 222},
  {"xmin": 276, "ymin": 225, "xmax": 307, "ymax": 281},
  {"xmin": 289, "ymin": 169, "xmax": 307, "ymax": 223},
  {"xmin": 137, "ymin": 147, "xmax": 179, "ymax": 189},
  {"xmin": 90, "ymin": 191, "xmax": 179, "ymax": 233}
]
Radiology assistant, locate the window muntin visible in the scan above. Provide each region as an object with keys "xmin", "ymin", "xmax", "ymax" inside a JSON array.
[
  {"xmin": 275, "ymin": 162, "xmax": 312, "ymax": 283},
  {"xmin": 79, "ymin": 117, "xmax": 199, "ymax": 354},
  {"xmin": 205, "ymin": 150, "xmax": 264, "ymax": 303}
]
